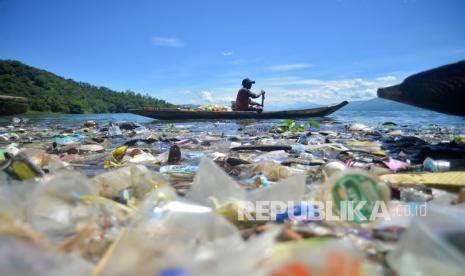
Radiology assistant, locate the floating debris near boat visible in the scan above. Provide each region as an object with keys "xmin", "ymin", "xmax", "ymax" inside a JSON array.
[{"xmin": 0, "ymin": 113, "xmax": 464, "ymax": 275}]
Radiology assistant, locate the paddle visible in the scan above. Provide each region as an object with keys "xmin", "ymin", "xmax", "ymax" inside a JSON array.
[{"xmin": 260, "ymin": 91, "xmax": 265, "ymax": 112}]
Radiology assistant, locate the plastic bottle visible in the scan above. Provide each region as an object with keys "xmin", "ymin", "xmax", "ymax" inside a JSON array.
[
  {"xmin": 112, "ymin": 145, "xmax": 128, "ymax": 162},
  {"xmin": 423, "ymin": 157, "xmax": 450, "ymax": 172},
  {"xmin": 316, "ymin": 169, "xmax": 391, "ymax": 227},
  {"xmin": 298, "ymin": 152, "xmax": 315, "ymax": 160},
  {"xmin": 2, "ymin": 153, "xmax": 44, "ymax": 181},
  {"xmin": 160, "ymin": 165, "xmax": 198, "ymax": 180},
  {"xmin": 399, "ymin": 187, "xmax": 433, "ymax": 202},
  {"xmin": 275, "ymin": 203, "xmax": 318, "ymax": 223},
  {"xmin": 168, "ymin": 145, "xmax": 181, "ymax": 164},
  {"xmin": 297, "ymin": 133, "xmax": 308, "ymax": 145},
  {"xmin": 159, "ymin": 268, "xmax": 188, "ymax": 276},
  {"xmin": 107, "ymin": 123, "xmax": 122, "ymax": 137},
  {"xmin": 11, "ymin": 117, "xmax": 21, "ymax": 125}
]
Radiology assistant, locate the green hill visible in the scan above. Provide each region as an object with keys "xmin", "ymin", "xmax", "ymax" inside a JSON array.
[{"xmin": 0, "ymin": 60, "xmax": 174, "ymax": 114}]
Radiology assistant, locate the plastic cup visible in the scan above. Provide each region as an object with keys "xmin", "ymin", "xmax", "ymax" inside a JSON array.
[{"xmin": 423, "ymin": 157, "xmax": 450, "ymax": 172}]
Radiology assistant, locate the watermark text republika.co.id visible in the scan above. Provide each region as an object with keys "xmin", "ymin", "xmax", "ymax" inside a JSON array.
[{"xmin": 236, "ymin": 200, "xmax": 427, "ymax": 223}]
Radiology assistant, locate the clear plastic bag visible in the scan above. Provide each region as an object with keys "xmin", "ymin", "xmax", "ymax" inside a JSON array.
[
  {"xmin": 387, "ymin": 205, "xmax": 465, "ymax": 276},
  {"xmin": 186, "ymin": 157, "xmax": 306, "ymax": 227},
  {"xmin": 187, "ymin": 157, "xmax": 245, "ymax": 206},
  {"xmin": 0, "ymin": 234, "xmax": 92, "ymax": 276},
  {"xmin": 93, "ymin": 165, "xmax": 167, "ymax": 201},
  {"xmin": 26, "ymin": 171, "xmax": 98, "ymax": 244},
  {"xmin": 95, "ymin": 186, "xmax": 245, "ymax": 276}
]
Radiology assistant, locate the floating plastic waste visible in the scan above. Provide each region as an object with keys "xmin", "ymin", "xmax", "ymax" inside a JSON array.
[
  {"xmin": 160, "ymin": 165, "xmax": 198, "ymax": 181},
  {"xmin": 0, "ymin": 115, "xmax": 464, "ymax": 275}
]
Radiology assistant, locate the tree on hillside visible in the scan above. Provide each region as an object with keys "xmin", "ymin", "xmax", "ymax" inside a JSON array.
[{"xmin": 0, "ymin": 59, "xmax": 175, "ymax": 113}]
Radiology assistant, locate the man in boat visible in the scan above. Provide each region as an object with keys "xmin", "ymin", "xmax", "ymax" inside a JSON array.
[{"xmin": 235, "ymin": 78, "xmax": 265, "ymax": 111}]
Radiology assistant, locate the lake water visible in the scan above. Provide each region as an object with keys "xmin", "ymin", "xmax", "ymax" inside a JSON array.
[
  {"xmin": 0, "ymin": 109, "xmax": 463, "ymax": 176},
  {"xmin": 1, "ymin": 109, "xmax": 464, "ymax": 135}
]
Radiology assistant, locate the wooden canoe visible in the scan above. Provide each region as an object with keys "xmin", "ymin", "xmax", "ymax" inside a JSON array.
[
  {"xmin": 377, "ymin": 60, "xmax": 465, "ymax": 116},
  {"xmin": 0, "ymin": 95, "xmax": 28, "ymax": 116},
  {"xmin": 129, "ymin": 101, "xmax": 348, "ymax": 120}
]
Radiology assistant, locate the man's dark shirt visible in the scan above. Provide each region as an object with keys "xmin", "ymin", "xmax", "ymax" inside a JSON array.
[{"xmin": 235, "ymin": 88, "xmax": 260, "ymax": 111}]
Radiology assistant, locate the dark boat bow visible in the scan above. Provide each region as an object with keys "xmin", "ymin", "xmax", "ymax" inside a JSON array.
[{"xmin": 377, "ymin": 60, "xmax": 465, "ymax": 116}]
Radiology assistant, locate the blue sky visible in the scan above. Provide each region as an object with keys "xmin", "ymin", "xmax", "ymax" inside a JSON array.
[{"xmin": 1, "ymin": 0, "xmax": 464, "ymax": 106}]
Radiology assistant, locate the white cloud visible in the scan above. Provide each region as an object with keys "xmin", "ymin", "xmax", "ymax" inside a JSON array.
[
  {"xmin": 192, "ymin": 90, "xmax": 236, "ymax": 105},
  {"xmin": 266, "ymin": 63, "xmax": 313, "ymax": 72},
  {"xmin": 151, "ymin": 36, "xmax": 184, "ymax": 48},
  {"xmin": 221, "ymin": 51, "xmax": 234, "ymax": 56},
  {"xmin": 176, "ymin": 90, "xmax": 192, "ymax": 95},
  {"xmin": 262, "ymin": 75, "xmax": 399, "ymax": 105},
  {"xmin": 183, "ymin": 75, "xmax": 399, "ymax": 107},
  {"xmin": 375, "ymin": 76, "xmax": 397, "ymax": 82},
  {"xmin": 265, "ymin": 77, "xmax": 324, "ymax": 86},
  {"xmin": 199, "ymin": 91, "xmax": 214, "ymax": 103}
]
